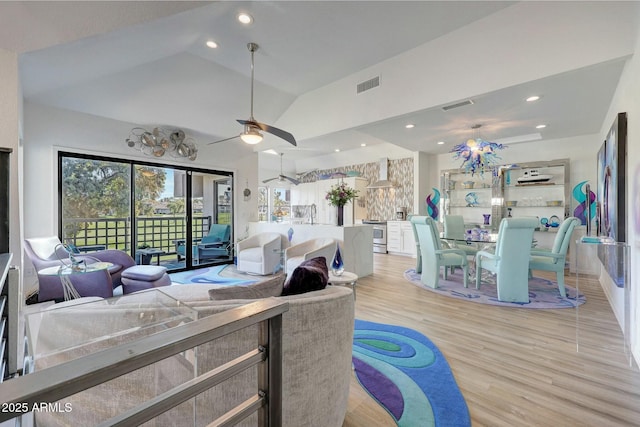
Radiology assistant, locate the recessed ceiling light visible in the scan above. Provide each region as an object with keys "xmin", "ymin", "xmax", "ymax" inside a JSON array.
[
  {"xmin": 335, "ymin": 149, "xmax": 340, "ymax": 152},
  {"xmin": 437, "ymin": 141, "xmax": 445, "ymax": 145},
  {"xmin": 405, "ymin": 124, "xmax": 415, "ymax": 129},
  {"xmin": 536, "ymin": 124, "xmax": 547, "ymax": 129},
  {"xmin": 206, "ymin": 40, "xmax": 218, "ymax": 49},
  {"xmin": 526, "ymin": 96, "xmax": 540, "ymax": 102},
  {"xmin": 360, "ymin": 143, "xmax": 367, "ymax": 147},
  {"xmin": 237, "ymin": 13, "xmax": 253, "ymax": 24}
]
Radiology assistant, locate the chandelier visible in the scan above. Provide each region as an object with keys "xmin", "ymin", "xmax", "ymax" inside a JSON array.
[
  {"xmin": 126, "ymin": 127, "xmax": 198, "ymax": 161},
  {"xmin": 450, "ymin": 124, "xmax": 504, "ymax": 176}
]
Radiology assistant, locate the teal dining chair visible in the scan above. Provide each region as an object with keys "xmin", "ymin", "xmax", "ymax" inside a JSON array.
[
  {"xmin": 529, "ymin": 217, "xmax": 579, "ymax": 297},
  {"xmin": 475, "ymin": 217, "xmax": 538, "ymax": 303},
  {"xmin": 443, "ymin": 215, "xmax": 478, "ymax": 257},
  {"xmin": 410, "ymin": 216, "xmax": 468, "ymax": 289},
  {"xmin": 407, "ymin": 214, "xmax": 422, "ymax": 273}
]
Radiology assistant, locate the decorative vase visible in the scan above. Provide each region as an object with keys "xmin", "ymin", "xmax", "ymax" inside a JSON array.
[
  {"xmin": 483, "ymin": 214, "xmax": 491, "ymax": 225},
  {"xmin": 331, "ymin": 243, "xmax": 344, "ymax": 276},
  {"xmin": 337, "ymin": 205, "xmax": 344, "ymax": 226}
]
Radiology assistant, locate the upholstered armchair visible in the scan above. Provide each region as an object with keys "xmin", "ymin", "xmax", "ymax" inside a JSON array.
[
  {"xmin": 175, "ymin": 224, "xmax": 231, "ymax": 263},
  {"xmin": 443, "ymin": 215, "xmax": 478, "ymax": 257},
  {"xmin": 410, "ymin": 216, "xmax": 468, "ymax": 289},
  {"xmin": 25, "ymin": 236, "xmax": 115, "ymax": 302},
  {"xmin": 284, "ymin": 237, "xmax": 337, "ymax": 276},
  {"xmin": 236, "ymin": 232, "xmax": 282, "ymax": 275},
  {"xmin": 529, "ymin": 217, "xmax": 579, "ymax": 297},
  {"xmin": 475, "ymin": 217, "xmax": 538, "ymax": 303},
  {"xmin": 81, "ymin": 249, "xmax": 135, "ymax": 288}
]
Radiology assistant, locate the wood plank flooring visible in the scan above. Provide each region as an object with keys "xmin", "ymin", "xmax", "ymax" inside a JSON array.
[{"xmin": 343, "ymin": 254, "xmax": 640, "ymax": 427}]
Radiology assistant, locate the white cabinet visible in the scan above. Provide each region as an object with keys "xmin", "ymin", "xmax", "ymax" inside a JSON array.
[
  {"xmin": 387, "ymin": 221, "xmax": 416, "ymax": 257},
  {"xmin": 291, "ymin": 177, "xmax": 367, "ymax": 226}
]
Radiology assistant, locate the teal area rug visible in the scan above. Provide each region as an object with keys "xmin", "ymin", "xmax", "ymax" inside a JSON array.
[
  {"xmin": 404, "ymin": 269, "xmax": 585, "ymax": 308},
  {"xmin": 353, "ymin": 319, "xmax": 470, "ymax": 427},
  {"xmin": 169, "ymin": 265, "xmax": 257, "ymax": 286}
]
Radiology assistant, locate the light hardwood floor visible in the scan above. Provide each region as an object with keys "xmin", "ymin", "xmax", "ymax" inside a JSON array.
[{"xmin": 343, "ymin": 253, "xmax": 640, "ymax": 427}]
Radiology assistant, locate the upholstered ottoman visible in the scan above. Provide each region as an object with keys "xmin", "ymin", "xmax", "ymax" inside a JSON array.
[{"xmin": 121, "ymin": 265, "xmax": 171, "ymax": 294}]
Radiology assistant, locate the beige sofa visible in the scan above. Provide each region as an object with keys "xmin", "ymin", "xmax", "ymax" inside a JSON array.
[
  {"xmin": 164, "ymin": 284, "xmax": 355, "ymax": 427},
  {"xmin": 33, "ymin": 284, "xmax": 354, "ymax": 427}
]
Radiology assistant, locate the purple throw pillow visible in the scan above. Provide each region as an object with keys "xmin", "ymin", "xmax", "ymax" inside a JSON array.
[{"xmin": 282, "ymin": 256, "xmax": 328, "ymax": 296}]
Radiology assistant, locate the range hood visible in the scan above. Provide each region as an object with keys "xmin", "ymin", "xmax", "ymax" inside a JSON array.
[{"xmin": 367, "ymin": 158, "xmax": 395, "ymax": 189}]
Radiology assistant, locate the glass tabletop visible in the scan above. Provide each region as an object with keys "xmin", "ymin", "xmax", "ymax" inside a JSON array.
[
  {"xmin": 38, "ymin": 261, "xmax": 113, "ymax": 276},
  {"xmin": 25, "ymin": 288, "xmax": 196, "ymax": 369}
]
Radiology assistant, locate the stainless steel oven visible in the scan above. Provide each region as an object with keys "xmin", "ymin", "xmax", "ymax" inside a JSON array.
[{"xmin": 363, "ymin": 220, "xmax": 387, "ymax": 253}]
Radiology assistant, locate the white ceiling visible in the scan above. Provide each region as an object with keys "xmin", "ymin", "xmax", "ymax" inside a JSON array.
[{"xmin": 6, "ymin": 1, "xmax": 636, "ymax": 166}]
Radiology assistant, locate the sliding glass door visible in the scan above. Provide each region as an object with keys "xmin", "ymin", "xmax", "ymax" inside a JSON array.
[{"xmin": 59, "ymin": 152, "xmax": 233, "ymax": 271}]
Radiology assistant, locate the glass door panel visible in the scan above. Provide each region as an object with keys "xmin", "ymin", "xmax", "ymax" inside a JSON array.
[
  {"xmin": 134, "ymin": 165, "xmax": 185, "ymax": 269},
  {"xmin": 60, "ymin": 157, "xmax": 132, "ymax": 253}
]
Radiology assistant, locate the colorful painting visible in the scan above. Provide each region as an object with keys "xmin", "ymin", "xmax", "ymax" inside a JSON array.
[{"xmin": 596, "ymin": 112, "xmax": 627, "ymax": 286}]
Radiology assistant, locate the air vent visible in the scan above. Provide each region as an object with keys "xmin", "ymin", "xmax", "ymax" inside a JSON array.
[
  {"xmin": 441, "ymin": 99, "xmax": 474, "ymax": 111},
  {"xmin": 357, "ymin": 76, "xmax": 380, "ymax": 94}
]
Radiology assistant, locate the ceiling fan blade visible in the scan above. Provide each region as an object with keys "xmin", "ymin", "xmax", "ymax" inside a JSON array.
[
  {"xmin": 238, "ymin": 119, "xmax": 297, "ymax": 146},
  {"xmin": 283, "ymin": 175, "xmax": 300, "ymax": 185},
  {"xmin": 208, "ymin": 134, "xmax": 241, "ymax": 145},
  {"xmin": 262, "ymin": 177, "xmax": 278, "ymax": 184}
]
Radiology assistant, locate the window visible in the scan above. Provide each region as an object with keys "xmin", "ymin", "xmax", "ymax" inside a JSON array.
[{"xmin": 59, "ymin": 152, "xmax": 233, "ymax": 271}]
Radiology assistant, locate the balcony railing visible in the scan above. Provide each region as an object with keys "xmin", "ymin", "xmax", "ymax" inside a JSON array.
[
  {"xmin": 63, "ymin": 215, "xmax": 214, "ymax": 255},
  {"xmin": 0, "ymin": 298, "xmax": 289, "ymax": 426}
]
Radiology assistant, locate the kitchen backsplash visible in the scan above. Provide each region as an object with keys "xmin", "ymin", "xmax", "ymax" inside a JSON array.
[{"xmin": 301, "ymin": 157, "xmax": 414, "ymax": 220}]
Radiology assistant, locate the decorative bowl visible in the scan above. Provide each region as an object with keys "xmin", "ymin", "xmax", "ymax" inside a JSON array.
[
  {"xmin": 546, "ymin": 200, "xmax": 563, "ymax": 207},
  {"xmin": 505, "ymin": 201, "xmax": 518, "ymax": 207},
  {"xmin": 461, "ymin": 181, "xmax": 475, "ymax": 189}
]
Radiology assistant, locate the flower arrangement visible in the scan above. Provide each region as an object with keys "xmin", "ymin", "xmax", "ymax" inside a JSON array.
[{"xmin": 326, "ymin": 181, "xmax": 359, "ymax": 207}]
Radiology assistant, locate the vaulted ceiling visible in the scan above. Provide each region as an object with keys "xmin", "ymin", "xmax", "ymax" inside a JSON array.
[{"xmin": 4, "ymin": 1, "xmax": 637, "ymax": 169}]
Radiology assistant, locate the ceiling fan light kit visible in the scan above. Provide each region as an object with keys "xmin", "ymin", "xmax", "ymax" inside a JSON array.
[{"xmin": 209, "ymin": 42, "xmax": 297, "ymax": 147}]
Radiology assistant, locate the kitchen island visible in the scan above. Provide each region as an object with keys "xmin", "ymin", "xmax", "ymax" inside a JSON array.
[{"xmin": 247, "ymin": 222, "xmax": 373, "ymax": 277}]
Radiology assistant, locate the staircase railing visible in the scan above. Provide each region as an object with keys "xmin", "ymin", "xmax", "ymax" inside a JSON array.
[{"xmin": 0, "ymin": 298, "xmax": 289, "ymax": 426}]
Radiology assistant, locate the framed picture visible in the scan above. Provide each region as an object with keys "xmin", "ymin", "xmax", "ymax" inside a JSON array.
[{"xmin": 597, "ymin": 112, "xmax": 627, "ymax": 285}]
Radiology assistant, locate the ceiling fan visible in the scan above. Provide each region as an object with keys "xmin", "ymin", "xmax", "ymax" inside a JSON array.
[
  {"xmin": 263, "ymin": 153, "xmax": 300, "ymax": 185},
  {"xmin": 209, "ymin": 43, "xmax": 297, "ymax": 147}
]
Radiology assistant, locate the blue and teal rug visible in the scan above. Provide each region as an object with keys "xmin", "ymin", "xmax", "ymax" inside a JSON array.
[
  {"xmin": 353, "ymin": 319, "xmax": 470, "ymax": 427},
  {"xmin": 169, "ymin": 265, "xmax": 257, "ymax": 286}
]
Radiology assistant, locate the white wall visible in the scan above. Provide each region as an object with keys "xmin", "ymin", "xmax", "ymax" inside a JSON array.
[
  {"xmin": 598, "ymin": 2, "xmax": 640, "ymax": 363},
  {"xmin": 0, "ymin": 49, "xmax": 22, "ymax": 265},
  {"xmin": 22, "ymin": 103, "xmax": 258, "ymax": 291}
]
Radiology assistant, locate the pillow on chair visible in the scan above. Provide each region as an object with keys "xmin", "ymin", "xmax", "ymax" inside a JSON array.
[{"xmin": 282, "ymin": 256, "xmax": 328, "ymax": 296}]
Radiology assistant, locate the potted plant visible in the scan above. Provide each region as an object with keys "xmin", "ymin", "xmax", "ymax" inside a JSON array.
[{"xmin": 325, "ymin": 181, "xmax": 359, "ymax": 226}]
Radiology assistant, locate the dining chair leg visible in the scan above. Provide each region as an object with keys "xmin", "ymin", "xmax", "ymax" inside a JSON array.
[
  {"xmin": 475, "ymin": 260, "xmax": 482, "ymax": 289},
  {"xmin": 556, "ymin": 272, "xmax": 567, "ymax": 297}
]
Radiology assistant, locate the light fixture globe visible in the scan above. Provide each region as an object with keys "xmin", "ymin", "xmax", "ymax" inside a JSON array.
[{"xmin": 240, "ymin": 129, "xmax": 263, "ymax": 144}]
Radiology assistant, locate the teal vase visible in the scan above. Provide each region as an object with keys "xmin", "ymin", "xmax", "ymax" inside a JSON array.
[{"xmin": 331, "ymin": 243, "xmax": 344, "ymax": 276}]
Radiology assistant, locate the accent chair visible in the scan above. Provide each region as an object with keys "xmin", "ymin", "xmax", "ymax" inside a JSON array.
[
  {"xmin": 443, "ymin": 215, "xmax": 478, "ymax": 257},
  {"xmin": 284, "ymin": 237, "xmax": 337, "ymax": 276},
  {"xmin": 236, "ymin": 232, "xmax": 282, "ymax": 275},
  {"xmin": 410, "ymin": 216, "xmax": 468, "ymax": 289},
  {"xmin": 475, "ymin": 217, "xmax": 538, "ymax": 303},
  {"xmin": 25, "ymin": 236, "xmax": 115, "ymax": 302},
  {"xmin": 529, "ymin": 216, "xmax": 579, "ymax": 297},
  {"xmin": 175, "ymin": 224, "xmax": 231, "ymax": 263}
]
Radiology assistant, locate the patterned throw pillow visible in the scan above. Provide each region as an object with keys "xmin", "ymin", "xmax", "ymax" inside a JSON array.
[{"xmin": 282, "ymin": 256, "xmax": 328, "ymax": 296}]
